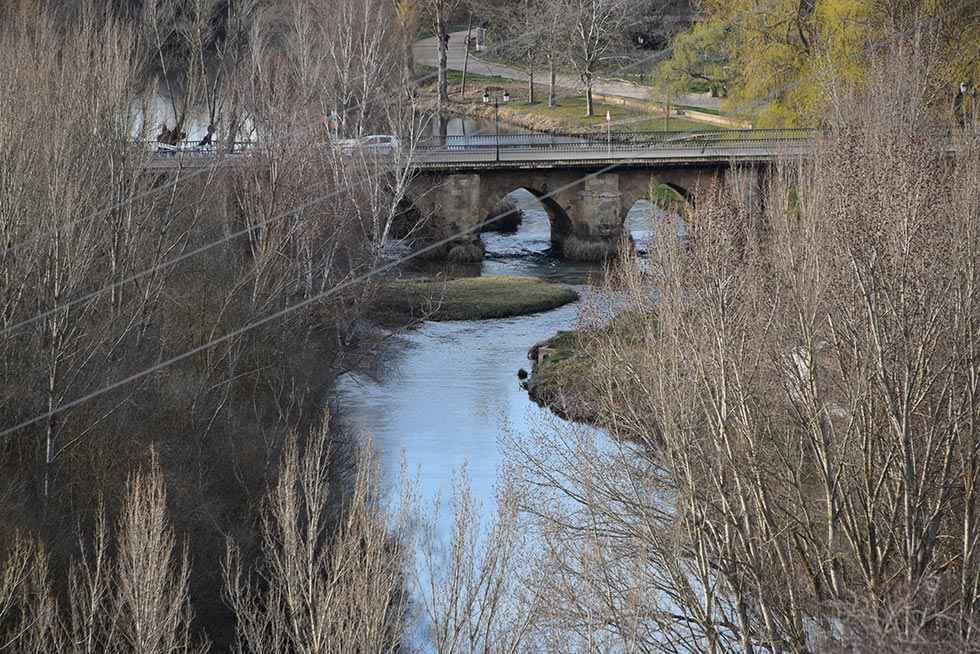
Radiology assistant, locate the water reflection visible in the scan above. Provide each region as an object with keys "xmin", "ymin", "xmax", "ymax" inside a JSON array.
[
  {"xmin": 340, "ymin": 181, "xmax": 685, "ymax": 520},
  {"xmin": 481, "ymin": 189, "xmax": 685, "ymax": 262},
  {"xmin": 336, "ymin": 302, "xmax": 584, "ymax": 510}
]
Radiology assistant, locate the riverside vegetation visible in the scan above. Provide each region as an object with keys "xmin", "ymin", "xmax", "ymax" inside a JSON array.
[
  {"xmin": 0, "ymin": 1, "xmax": 426, "ymax": 651},
  {"xmin": 3, "ymin": 2, "xmax": 980, "ymax": 653},
  {"xmin": 512, "ymin": 37, "xmax": 980, "ymax": 652}
]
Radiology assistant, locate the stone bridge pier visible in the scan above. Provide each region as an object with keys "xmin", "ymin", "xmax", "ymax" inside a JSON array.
[{"xmin": 408, "ymin": 164, "xmax": 757, "ymax": 262}]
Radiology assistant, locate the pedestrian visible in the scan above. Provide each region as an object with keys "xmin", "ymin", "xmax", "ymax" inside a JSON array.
[
  {"xmin": 955, "ymin": 83, "xmax": 967, "ymax": 129},
  {"xmin": 198, "ymin": 124, "xmax": 215, "ymax": 147}
]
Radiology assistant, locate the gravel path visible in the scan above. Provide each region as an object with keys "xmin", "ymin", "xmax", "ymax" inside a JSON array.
[{"xmin": 413, "ymin": 30, "xmax": 722, "ymax": 112}]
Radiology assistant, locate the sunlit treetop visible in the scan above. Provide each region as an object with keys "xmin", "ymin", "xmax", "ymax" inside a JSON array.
[{"xmin": 662, "ymin": 0, "xmax": 980, "ymax": 126}]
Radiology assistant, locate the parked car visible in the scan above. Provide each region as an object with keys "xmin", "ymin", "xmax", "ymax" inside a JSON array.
[
  {"xmin": 334, "ymin": 134, "xmax": 400, "ymax": 157},
  {"xmin": 361, "ymin": 134, "xmax": 400, "ymax": 155}
]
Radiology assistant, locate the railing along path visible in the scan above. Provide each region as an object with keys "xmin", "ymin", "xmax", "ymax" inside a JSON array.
[{"xmin": 141, "ymin": 129, "xmax": 821, "ymax": 170}]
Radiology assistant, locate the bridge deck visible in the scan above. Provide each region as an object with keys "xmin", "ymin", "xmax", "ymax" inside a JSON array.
[{"xmin": 142, "ymin": 129, "xmax": 818, "ymax": 171}]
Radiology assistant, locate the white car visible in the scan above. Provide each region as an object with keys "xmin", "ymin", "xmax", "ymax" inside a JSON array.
[
  {"xmin": 361, "ymin": 134, "xmax": 400, "ymax": 155},
  {"xmin": 335, "ymin": 134, "xmax": 400, "ymax": 156}
]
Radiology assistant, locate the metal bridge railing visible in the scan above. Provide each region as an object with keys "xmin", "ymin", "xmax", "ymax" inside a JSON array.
[
  {"xmin": 141, "ymin": 128, "xmax": 819, "ymax": 162},
  {"xmin": 143, "ymin": 140, "xmax": 256, "ymax": 156},
  {"xmin": 417, "ymin": 128, "xmax": 817, "ymax": 154}
]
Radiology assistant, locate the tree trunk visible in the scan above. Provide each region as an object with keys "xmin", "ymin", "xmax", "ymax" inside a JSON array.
[
  {"xmin": 528, "ymin": 68, "xmax": 535, "ymax": 105},
  {"xmin": 585, "ymin": 74, "xmax": 594, "ymax": 117},
  {"xmin": 437, "ymin": 8, "xmax": 450, "ymax": 114},
  {"xmin": 549, "ymin": 59, "xmax": 556, "ymax": 107},
  {"xmin": 404, "ymin": 26, "xmax": 415, "ymax": 87},
  {"xmin": 460, "ymin": 15, "xmax": 473, "ymax": 96},
  {"xmin": 439, "ymin": 114, "xmax": 449, "ymax": 145}
]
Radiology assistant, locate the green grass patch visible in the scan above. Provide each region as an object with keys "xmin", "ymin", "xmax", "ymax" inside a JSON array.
[
  {"xmin": 526, "ymin": 309, "xmax": 652, "ymax": 425},
  {"xmin": 673, "ymin": 103, "xmax": 722, "ymax": 116},
  {"xmin": 651, "ymin": 183, "xmax": 686, "ymax": 209},
  {"xmin": 419, "ymin": 66, "xmax": 730, "ymax": 132},
  {"xmin": 416, "ymin": 64, "xmax": 514, "ymax": 87},
  {"xmin": 525, "ymin": 330, "xmax": 590, "ymax": 419},
  {"xmin": 376, "ymin": 275, "xmax": 579, "ymax": 322}
]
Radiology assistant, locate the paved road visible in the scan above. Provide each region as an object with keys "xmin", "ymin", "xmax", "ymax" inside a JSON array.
[
  {"xmin": 143, "ymin": 131, "xmax": 816, "ymax": 171},
  {"xmin": 413, "ymin": 30, "xmax": 723, "ymax": 112}
]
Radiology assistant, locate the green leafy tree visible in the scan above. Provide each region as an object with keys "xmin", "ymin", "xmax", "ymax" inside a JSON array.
[
  {"xmin": 654, "ymin": 18, "xmax": 732, "ymax": 97},
  {"xmin": 660, "ymin": 0, "xmax": 980, "ymax": 126}
]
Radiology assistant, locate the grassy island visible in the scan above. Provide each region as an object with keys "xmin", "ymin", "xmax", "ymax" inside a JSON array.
[{"xmin": 376, "ymin": 275, "xmax": 579, "ymax": 322}]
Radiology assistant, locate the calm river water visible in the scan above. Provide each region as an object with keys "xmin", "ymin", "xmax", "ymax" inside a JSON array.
[{"xmin": 334, "ymin": 179, "xmax": 671, "ymax": 516}]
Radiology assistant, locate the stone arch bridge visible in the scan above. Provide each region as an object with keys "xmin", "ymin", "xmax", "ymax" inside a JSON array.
[
  {"xmin": 406, "ymin": 130, "xmax": 812, "ymax": 260},
  {"xmin": 143, "ymin": 129, "xmax": 814, "ymax": 261}
]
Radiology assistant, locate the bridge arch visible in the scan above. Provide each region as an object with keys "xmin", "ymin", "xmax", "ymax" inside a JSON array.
[
  {"xmin": 655, "ymin": 182, "xmax": 695, "ymax": 207},
  {"xmin": 623, "ymin": 182, "xmax": 691, "ymax": 253},
  {"xmin": 481, "ymin": 187, "xmax": 573, "ymax": 253},
  {"xmin": 391, "ymin": 194, "xmax": 423, "ymax": 239}
]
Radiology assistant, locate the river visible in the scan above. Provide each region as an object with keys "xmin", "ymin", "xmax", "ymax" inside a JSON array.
[{"xmin": 334, "ymin": 169, "xmax": 676, "ymax": 520}]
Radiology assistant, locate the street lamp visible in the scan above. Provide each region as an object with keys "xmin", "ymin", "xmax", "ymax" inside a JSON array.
[
  {"xmin": 606, "ymin": 110, "xmax": 612, "ymax": 154},
  {"xmin": 483, "ymin": 87, "xmax": 510, "ymax": 162}
]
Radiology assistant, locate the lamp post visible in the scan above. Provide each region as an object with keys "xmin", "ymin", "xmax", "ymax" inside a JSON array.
[
  {"xmin": 483, "ymin": 88, "xmax": 510, "ymax": 162},
  {"xmin": 606, "ymin": 110, "xmax": 612, "ymax": 154}
]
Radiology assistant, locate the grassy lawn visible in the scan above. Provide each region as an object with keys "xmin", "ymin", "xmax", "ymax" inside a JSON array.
[
  {"xmin": 418, "ymin": 64, "xmax": 728, "ymax": 133},
  {"xmin": 417, "ymin": 65, "xmax": 514, "ymax": 88},
  {"xmin": 673, "ymin": 103, "xmax": 723, "ymax": 116},
  {"xmin": 376, "ymin": 275, "xmax": 579, "ymax": 322}
]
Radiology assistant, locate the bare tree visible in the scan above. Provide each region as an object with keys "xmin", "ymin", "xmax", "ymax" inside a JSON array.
[
  {"xmin": 417, "ymin": 0, "xmax": 464, "ymax": 115},
  {"xmin": 509, "ymin": 31, "xmax": 980, "ymax": 653},
  {"xmin": 1, "ymin": 456, "xmax": 204, "ymax": 654},
  {"xmin": 416, "ymin": 470, "xmax": 542, "ymax": 653},
  {"xmin": 489, "ymin": 0, "xmax": 546, "ymax": 104},
  {"xmin": 223, "ymin": 417, "xmax": 410, "ymax": 654},
  {"xmin": 0, "ymin": 1, "xmax": 203, "ymax": 503},
  {"xmin": 115, "ymin": 454, "xmax": 204, "ymax": 654},
  {"xmin": 560, "ymin": 0, "xmax": 631, "ymax": 116},
  {"xmin": 0, "ymin": 537, "xmax": 48, "ymax": 650}
]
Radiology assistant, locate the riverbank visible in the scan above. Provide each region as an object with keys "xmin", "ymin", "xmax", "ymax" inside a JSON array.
[
  {"xmin": 525, "ymin": 329, "xmax": 599, "ymax": 424},
  {"xmin": 525, "ymin": 309, "xmax": 649, "ymax": 426},
  {"xmin": 376, "ymin": 275, "xmax": 579, "ymax": 322}
]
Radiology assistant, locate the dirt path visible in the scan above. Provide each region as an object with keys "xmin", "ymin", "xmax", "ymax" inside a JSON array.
[{"xmin": 413, "ymin": 30, "xmax": 723, "ymax": 112}]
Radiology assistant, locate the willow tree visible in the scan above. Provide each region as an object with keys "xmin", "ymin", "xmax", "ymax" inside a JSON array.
[{"xmin": 660, "ymin": 0, "xmax": 980, "ymax": 126}]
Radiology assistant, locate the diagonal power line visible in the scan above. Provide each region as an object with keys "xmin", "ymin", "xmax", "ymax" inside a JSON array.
[
  {"xmin": 0, "ymin": 159, "xmax": 626, "ymax": 439},
  {"xmin": 3, "ymin": 40, "xmax": 688, "ymax": 338},
  {"xmin": 1, "ymin": 65, "xmax": 445, "ymax": 257},
  {"xmin": 0, "ymin": 125, "xmax": 501, "ymax": 338},
  {"xmin": 3, "ymin": 5, "xmax": 937, "ymax": 436}
]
